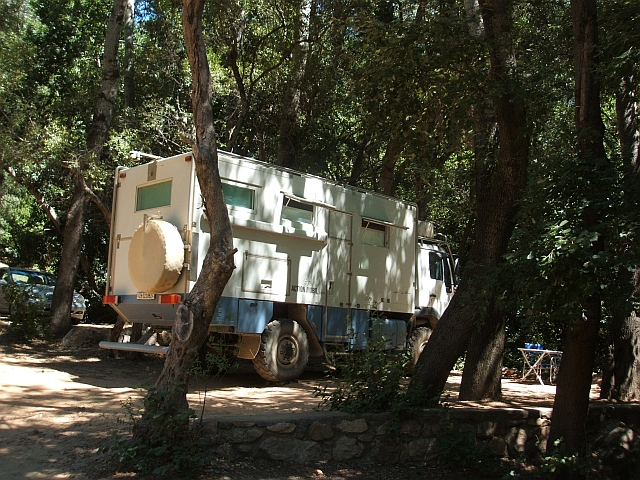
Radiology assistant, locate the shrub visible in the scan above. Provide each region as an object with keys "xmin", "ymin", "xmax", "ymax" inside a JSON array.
[{"xmin": 2, "ymin": 282, "xmax": 49, "ymax": 342}]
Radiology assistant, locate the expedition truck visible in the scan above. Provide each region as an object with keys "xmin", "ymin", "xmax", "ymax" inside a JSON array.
[{"xmin": 100, "ymin": 150, "xmax": 457, "ymax": 381}]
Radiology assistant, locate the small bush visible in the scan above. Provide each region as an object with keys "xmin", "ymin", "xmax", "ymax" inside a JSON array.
[
  {"xmin": 2, "ymin": 282, "xmax": 49, "ymax": 342},
  {"xmin": 102, "ymin": 382, "xmax": 211, "ymax": 476},
  {"xmin": 540, "ymin": 439, "xmax": 599, "ymax": 476},
  {"xmin": 315, "ymin": 340, "xmax": 409, "ymax": 413}
]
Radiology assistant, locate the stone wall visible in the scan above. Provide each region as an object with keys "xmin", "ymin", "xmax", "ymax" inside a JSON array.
[
  {"xmin": 204, "ymin": 407, "xmax": 552, "ymax": 464},
  {"xmin": 204, "ymin": 404, "xmax": 640, "ymax": 465}
]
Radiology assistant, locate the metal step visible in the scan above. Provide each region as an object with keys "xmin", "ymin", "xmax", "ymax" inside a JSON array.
[{"xmin": 99, "ymin": 341, "xmax": 168, "ymax": 355}]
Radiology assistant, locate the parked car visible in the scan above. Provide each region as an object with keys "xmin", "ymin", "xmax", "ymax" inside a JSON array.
[{"xmin": 0, "ymin": 262, "xmax": 86, "ymax": 323}]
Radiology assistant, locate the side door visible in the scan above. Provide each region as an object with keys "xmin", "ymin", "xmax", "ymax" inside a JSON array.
[
  {"xmin": 324, "ymin": 210, "xmax": 353, "ymax": 341},
  {"xmin": 416, "ymin": 244, "xmax": 452, "ymax": 318}
]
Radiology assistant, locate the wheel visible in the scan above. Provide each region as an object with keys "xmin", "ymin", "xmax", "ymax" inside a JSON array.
[
  {"xmin": 252, "ymin": 319, "xmax": 309, "ymax": 382},
  {"xmin": 408, "ymin": 326, "xmax": 432, "ymax": 369}
]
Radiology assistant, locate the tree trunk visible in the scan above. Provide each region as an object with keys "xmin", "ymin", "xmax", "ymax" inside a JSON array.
[
  {"xmin": 133, "ymin": 0, "xmax": 236, "ymax": 443},
  {"xmin": 458, "ymin": 0, "xmax": 529, "ymax": 401},
  {"xmin": 408, "ymin": 0, "xmax": 528, "ymax": 403},
  {"xmin": 550, "ymin": 296, "xmax": 601, "ymax": 454},
  {"xmin": 276, "ymin": 0, "xmax": 310, "ymax": 168},
  {"xmin": 50, "ymin": 175, "xmax": 89, "ymax": 336},
  {"xmin": 616, "ymin": 75, "xmax": 639, "ymax": 173},
  {"xmin": 379, "ymin": 135, "xmax": 403, "ymax": 196},
  {"xmin": 459, "ymin": 306, "xmax": 505, "ymax": 401},
  {"xmin": 226, "ymin": 22, "xmax": 249, "ymax": 152},
  {"xmin": 123, "ymin": 0, "xmax": 135, "ymax": 108},
  {"xmin": 612, "ymin": 311, "xmax": 640, "ymax": 401},
  {"xmin": 50, "ymin": 0, "xmax": 126, "ymax": 336},
  {"xmin": 605, "ymin": 76, "xmax": 640, "ymax": 402},
  {"xmin": 549, "ymin": 0, "xmax": 607, "ymax": 456}
]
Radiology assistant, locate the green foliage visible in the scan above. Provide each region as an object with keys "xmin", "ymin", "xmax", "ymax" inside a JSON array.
[
  {"xmin": 192, "ymin": 333, "xmax": 236, "ymax": 377},
  {"xmin": 102, "ymin": 383, "xmax": 210, "ymax": 476},
  {"xmin": 540, "ymin": 439, "xmax": 599, "ymax": 476},
  {"xmin": 315, "ymin": 313, "xmax": 444, "ymax": 414},
  {"xmin": 432, "ymin": 421, "xmax": 500, "ymax": 469},
  {"xmin": 315, "ymin": 341, "xmax": 409, "ymax": 413},
  {"xmin": 2, "ymin": 281, "xmax": 49, "ymax": 341}
]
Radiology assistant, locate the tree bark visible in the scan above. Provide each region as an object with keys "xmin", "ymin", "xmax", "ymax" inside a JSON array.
[
  {"xmin": 50, "ymin": 0, "xmax": 126, "ymax": 337},
  {"xmin": 133, "ymin": 0, "xmax": 236, "ymax": 443},
  {"xmin": 409, "ymin": 0, "xmax": 529, "ymax": 400},
  {"xmin": 408, "ymin": 0, "xmax": 528, "ymax": 403},
  {"xmin": 612, "ymin": 311, "xmax": 640, "ymax": 401},
  {"xmin": 616, "ymin": 75, "xmax": 639, "ymax": 173},
  {"xmin": 379, "ymin": 135, "xmax": 404, "ymax": 196},
  {"xmin": 458, "ymin": 0, "xmax": 529, "ymax": 401},
  {"xmin": 605, "ymin": 76, "xmax": 640, "ymax": 402},
  {"xmin": 276, "ymin": 0, "xmax": 310, "ymax": 169},
  {"xmin": 549, "ymin": 0, "xmax": 607, "ymax": 455},
  {"xmin": 123, "ymin": 0, "xmax": 135, "ymax": 108}
]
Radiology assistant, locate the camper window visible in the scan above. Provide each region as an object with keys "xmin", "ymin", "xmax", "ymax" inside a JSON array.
[
  {"xmin": 281, "ymin": 197, "xmax": 314, "ymax": 229},
  {"xmin": 136, "ymin": 179, "xmax": 172, "ymax": 211},
  {"xmin": 222, "ymin": 182, "xmax": 255, "ymax": 210},
  {"xmin": 361, "ymin": 220, "xmax": 387, "ymax": 247}
]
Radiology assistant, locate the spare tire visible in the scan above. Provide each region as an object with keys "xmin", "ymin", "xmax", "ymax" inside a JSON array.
[{"xmin": 128, "ymin": 219, "xmax": 184, "ymax": 293}]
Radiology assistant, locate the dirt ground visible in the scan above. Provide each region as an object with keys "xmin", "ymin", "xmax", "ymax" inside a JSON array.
[{"xmin": 0, "ymin": 336, "xmax": 602, "ymax": 480}]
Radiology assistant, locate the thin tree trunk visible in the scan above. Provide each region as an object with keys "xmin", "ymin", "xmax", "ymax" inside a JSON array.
[
  {"xmin": 617, "ymin": 75, "xmax": 639, "ymax": 173},
  {"xmin": 379, "ymin": 135, "xmax": 403, "ymax": 196},
  {"xmin": 277, "ymin": 0, "xmax": 310, "ymax": 168},
  {"xmin": 50, "ymin": 0, "xmax": 125, "ymax": 337},
  {"xmin": 226, "ymin": 23, "xmax": 249, "ymax": 152},
  {"xmin": 549, "ymin": 0, "xmax": 607, "ymax": 456},
  {"xmin": 133, "ymin": 0, "xmax": 236, "ymax": 442},
  {"xmin": 123, "ymin": 0, "xmax": 135, "ymax": 108}
]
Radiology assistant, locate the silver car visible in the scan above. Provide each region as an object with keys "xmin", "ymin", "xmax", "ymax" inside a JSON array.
[{"xmin": 0, "ymin": 263, "xmax": 86, "ymax": 323}]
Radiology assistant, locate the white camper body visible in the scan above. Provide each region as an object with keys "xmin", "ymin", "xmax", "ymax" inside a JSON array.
[{"xmin": 103, "ymin": 151, "xmax": 456, "ymax": 381}]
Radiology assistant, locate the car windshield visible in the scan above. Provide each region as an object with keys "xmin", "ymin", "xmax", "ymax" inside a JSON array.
[{"xmin": 10, "ymin": 270, "xmax": 57, "ymax": 286}]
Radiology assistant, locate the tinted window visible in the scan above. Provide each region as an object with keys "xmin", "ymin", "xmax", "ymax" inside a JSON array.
[
  {"xmin": 136, "ymin": 180, "xmax": 172, "ymax": 211},
  {"xmin": 222, "ymin": 182, "xmax": 255, "ymax": 210}
]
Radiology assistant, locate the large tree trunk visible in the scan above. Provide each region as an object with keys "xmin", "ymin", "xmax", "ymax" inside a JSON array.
[
  {"xmin": 604, "ymin": 76, "xmax": 640, "ymax": 402},
  {"xmin": 612, "ymin": 310, "xmax": 640, "ymax": 401},
  {"xmin": 50, "ymin": 0, "xmax": 126, "ymax": 336},
  {"xmin": 408, "ymin": 0, "xmax": 528, "ymax": 403},
  {"xmin": 133, "ymin": 0, "xmax": 236, "ymax": 443},
  {"xmin": 549, "ymin": 0, "xmax": 607, "ymax": 456}
]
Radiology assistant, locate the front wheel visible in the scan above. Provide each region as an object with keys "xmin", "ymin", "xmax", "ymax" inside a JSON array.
[
  {"xmin": 408, "ymin": 326, "xmax": 432, "ymax": 371},
  {"xmin": 252, "ymin": 319, "xmax": 309, "ymax": 382}
]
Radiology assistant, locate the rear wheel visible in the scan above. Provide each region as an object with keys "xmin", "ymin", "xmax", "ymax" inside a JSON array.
[
  {"xmin": 253, "ymin": 319, "xmax": 309, "ymax": 382},
  {"xmin": 408, "ymin": 326, "xmax": 432, "ymax": 371}
]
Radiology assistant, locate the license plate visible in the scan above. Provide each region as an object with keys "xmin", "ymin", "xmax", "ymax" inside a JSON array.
[{"xmin": 136, "ymin": 292, "xmax": 155, "ymax": 300}]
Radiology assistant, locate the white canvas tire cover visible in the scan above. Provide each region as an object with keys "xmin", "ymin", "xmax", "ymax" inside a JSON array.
[{"xmin": 128, "ymin": 219, "xmax": 184, "ymax": 293}]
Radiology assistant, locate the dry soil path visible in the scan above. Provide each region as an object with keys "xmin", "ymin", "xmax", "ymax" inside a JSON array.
[{"xmin": 0, "ymin": 341, "xmax": 601, "ymax": 479}]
